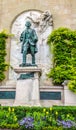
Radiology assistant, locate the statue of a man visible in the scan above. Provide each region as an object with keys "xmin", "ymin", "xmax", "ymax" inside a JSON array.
[{"xmin": 20, "ymin": 21, "xmax": 38, "ymax": 66}]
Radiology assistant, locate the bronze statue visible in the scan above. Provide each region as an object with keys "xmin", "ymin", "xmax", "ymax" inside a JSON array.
[{"xmin": 20, "ymin": 21, "xmax": 38, "ymax": 66}]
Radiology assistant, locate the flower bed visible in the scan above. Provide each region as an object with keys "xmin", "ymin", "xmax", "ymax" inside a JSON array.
[{"xmin": 0, "ymin": 106, "xmax": 76, "ymax": 130}]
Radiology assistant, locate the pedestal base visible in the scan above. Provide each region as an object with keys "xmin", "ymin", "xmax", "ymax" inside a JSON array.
[{"xmin": 13, "ymin": 67, "xmax": 41, "ymax": 106}]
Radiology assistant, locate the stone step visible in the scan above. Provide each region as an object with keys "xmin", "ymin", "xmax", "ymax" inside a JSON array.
[{"xmin": 0, "ymin": 85, "xmax": 16, "ymax": 89}]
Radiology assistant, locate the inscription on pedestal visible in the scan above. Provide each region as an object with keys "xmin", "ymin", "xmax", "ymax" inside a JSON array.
[
  {"xmin": 40, "ymin": 91, "xmax": 61, "ymax": 100},
  {"xmin": 0, "ymin": 91, "xmax": 16, "ymax": 99},
  {"xmin": 18, "ymin": 72, "xmax": 34, "ymax": 80}
]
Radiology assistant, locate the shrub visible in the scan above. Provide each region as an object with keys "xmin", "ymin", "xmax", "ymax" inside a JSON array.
[
  {"xmin": 0, "ymin": 30, "xmax": 9, "ymax": 82},
  {"xmin": 0, "ymin": 107, "xmax": 19, "ymax": 129},
  {"xmin": 47, "ymin": 27, "xmax": 76, "ymax": 92},
  {"xmin": 68, "ymin": 80, "xmax": 76, "ymax": 93}
]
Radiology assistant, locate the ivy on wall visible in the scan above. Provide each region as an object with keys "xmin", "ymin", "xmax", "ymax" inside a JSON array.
[
  {"xmin": 47, "ymin": 27, "xmax": 76, "ymax": 93},
  {"xmin": 0, "ymin": 31, "xmax": 8, "ymax": 82}
]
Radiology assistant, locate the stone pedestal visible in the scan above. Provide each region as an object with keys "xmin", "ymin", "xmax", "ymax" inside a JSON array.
[{"xmin": 13, "ymin": 67, "xmax": 41, "ymax": 106}]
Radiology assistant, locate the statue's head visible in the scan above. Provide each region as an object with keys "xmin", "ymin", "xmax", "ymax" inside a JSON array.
[{"xmin": 25, "ymin": 21, "xmax": 31, "ymax": 27}]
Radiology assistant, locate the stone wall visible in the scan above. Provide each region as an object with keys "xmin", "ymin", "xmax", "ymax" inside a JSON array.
[
  {"xmin": 0, "ymin": 0, "xmax": 76, "ymax": 30},
  {"xmin": 0, "ymin": 0, "xmax": 76, "ymax": 82}
]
